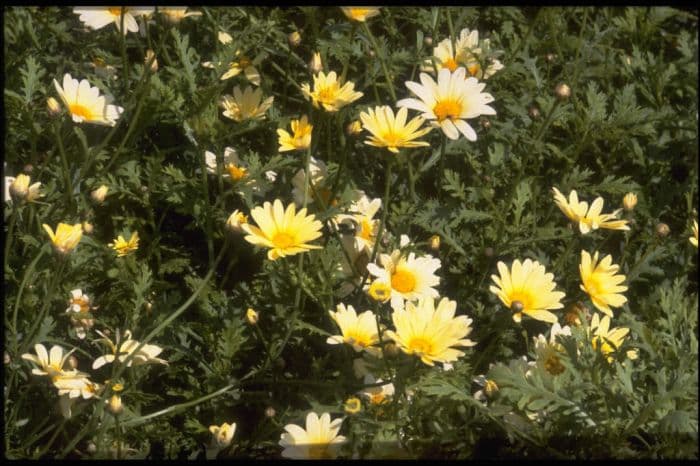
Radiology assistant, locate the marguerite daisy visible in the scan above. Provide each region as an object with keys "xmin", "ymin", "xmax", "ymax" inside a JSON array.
[
  {"xmin": 220, "ymin": 86, "xmax": 273, "ymax": 122},
  {"xmin": 552, "ymin": 187, "xmax": 630, "ymax": 234},
  {"xmin": 359, "ymin": 106, "xmax": 432, "ymax": 153},
  {"xmin": 579, "ymin": 251, "xmax": 627, "ymax": 317},
  {"xmin": 301, "ymin": 71, "xmax": 363, "ymax": 112},
  {"xmin": 279, "ymin": 412, "xmax": 347, "ymax": 459},
  {"xmin": 53, "ymin": 74, "xmax": 123, "ymax": 126},
  {"xmin": 326, "ymin": 303, "xmax": 381, "ymax": 355}
]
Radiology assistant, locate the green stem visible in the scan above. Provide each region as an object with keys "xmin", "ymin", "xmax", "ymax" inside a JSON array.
[
  {"xmin": 4, "ymin": 204, "xmax": 18, "ymax": 272},
  {"xmin": 437, "ymin": 133, "xmax": 447, "ymax": 193},
  {"xmin": 406, "ymin": 153, "xmax": 417, "ymax": 202},
  {"xmin": 533, "ymin": 99, "xmax": 561, "ymax": 142},
  {"xmin": 54, "ymin": 120, "xmax": 73, "ymax": 209},
  {"xmin": 115, "ymin": 415, "xmax": 122, "ymax": 459},
  {"xmin": 362, "ymin": 22, "xmax": 397, "ymax": 102},
  {"xmin": 340, "ymin": 23, "xmax": 357, "ymax": 83}
]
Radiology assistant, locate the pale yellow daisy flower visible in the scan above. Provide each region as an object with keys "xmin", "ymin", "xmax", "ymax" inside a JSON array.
[
  {"xmin": 326, "ymin": 303, "xmax": 381, "ymax": 355},
  {"xmin": 209, "ymin": 422, "xmax": 236, "ymax": 449},
  {"xmin": 92, "ymin": 329, "xmax": 167, "ymax": 369},
  {"xmin": 279, "ymin": 412, "xmax": 347, "ymax": 459},
  {"xmin": 579, "ymin": 251, "xmax": 628, "ymax": 317},
  {"xmin": 158, "ymin": 7, "xmax": 202, "ymax": 23},
  {"xmin": 43, "ymin": 222, "xmax": 83, "ymax": 255},
  {"xmin": 73, "ymin": 7, "xmax": 154, "ymax": 35},
  {"xmin": 53, "ymin": 74, "xmax": 123, "ymax": 126},
  {"xmin": 358, "ymin": 374, "xmax": 395, "ymax": 405},
  {"xmin": 336, "ymin": 194, "xmax": 382, "ymax": 253},
  {"xmin": 489, "ymin": 259, "xmax": 565, "ymax": 324},
  {"xmin": 359, "ymin": 106, "xmax": 432, "ymax": 153},
  {"xmin": 220, "ymin": 86, "xmax": 273, "ymax": 122},
  {"xmin": 301, "ymin": 71, "xmax": 363, "ymax": 112},
  {"xmin": 109, "ymin": 231, "xmax": 139, "ymax": 257},
  {"xmin": 340, "ymin": 7, "xmax": 380, "ymax": 22},
  {"xmin": 7, "ymin": 174, "xmax": 42, "ymax": 203},
  {"xmin": 277, "ymin": 115, "xmax": 313, "ymax": 152},
  {"xmin": 533, "ymin": 322, "xmax": 572, "ymax": 376},
  {"xmin": 551, "ymin": 187, "xmax": 630, "ymax": 234},
  {"xmin": 21, "ymin": 343, "xmax": 77, "ymax": 378},
  {"xmin": 589, "ymin": 313, "xmax": 637, "ymax": 363},
  {"xmin": 241, "ymin": 199, "xmax": 323, "ymax": 261}
]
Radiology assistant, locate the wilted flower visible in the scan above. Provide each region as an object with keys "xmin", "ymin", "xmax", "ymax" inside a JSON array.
[
  {"xmin": 473, "ymin": 374, "xmax": 499, "ymax": 403},
  {"xmin": 622, "ymin": 192, "xmax": 637, "ymax": 211},
  {"xmin": 158, "ymin": 7, "xmax": 202, "ymax": 23},
  {"xmin": 73, "ymin": 7, "xmax": 154, "ymax": 35},
  {"xmin": 8, "ymin": 174, "xmax": 42, "ymax": 202},
  {"xmin": 43, "ymin": 222, "xmax": 83, "ymax": 255},
  {"xmin": 579, "ymin": 251, "xmax": 628, "ymax": 317},
  {"xmin": 327, "ymin": 303, "xmax": 381, "ymax": 355},
  {"xmin": 220, "ymin": 86, "xmax": 273, "ymax": 122},
  {"xmin": 109, "ymin": 231, "xmax": 139, "ymax": 257},
  {"xmin": 302, "ymin": 71, "xmax": 363, "ymax": 112},
  {"xmin": 277, "ymin": 115, "xmax": 313, "ymax": 152},
  {"xmin": 385, "ymin": 296, "xmax": 476, "ymax": 366},
  {"xmin": 291, "ymin": 157, "xmax": 333, "ymax": 207},
  {"xmin": 490, "ymin": 259, "xmax": 565, "ymax": 324},
  {"xmin": 398, "ymin": 68, "xmax": 496, "ymax": 141},
  {"xmin": 279, "ymin": 412, "xmax": 347, "ymax": 459},
  {"xmin": 533, "ymin": 322, "xmax": 572, "ymax": 376},
  {"xmin": 53, "ymin": 74, "xmax": 123, "ymax": 126},
  {"xmin": 241, "ymin": 199, "xmax": 323, "ymax": 261},
  {"xmin": 358, "ymin": 374, "xmax": 394, "ymax": 405},
  {"xmin": 551, "ymin": 187, "xmax": 630, "ymax": 234},
  {"xmin": 92, "ymin": 329, "xmax": 167, "ymax": 369},
  {"xmin": 340, "ymin": 7, "xmax": 381, "ymax": 22},
  {"xmin": 21, "ymin": 343, "xmax": 77, "ymax": 378},
  {"xmin": 359, "ymin": 106, "xmax": 432, "ymax": 153}
]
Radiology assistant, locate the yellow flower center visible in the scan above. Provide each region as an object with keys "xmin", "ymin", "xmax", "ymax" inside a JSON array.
[
  {"xmin": 544, "ymin": 355, "xmax": 565, "ymax": 375},
  {"xmin": 508, "ymin": 291, "xmax": 534, "ymax": 312},
  {"xmin": 358, "ymin": 219, "xmax": 373, "ymax": 240},
  {"xmin": 317, "ymin": 85, "xmax": 338, "ymax": 104},
  {"xmin": 443, "ymin": 58, "xmax": 460, "ymax": 72},
  {"xmin": 70, "ymin": 297, "xmax": 90, "ymax": 313},
  {"xmin": 226, "ymin": 164, "xmax": 247, "ymax": 181},
  {"xmin": 345, "ymin": 332, "xmax": 371, "ymax": 348},
  {"xmin": 391, "ymin": 269, "xmax": 416, "ymax": 293},
  {"xmin": 68, "ymin": 104, "xmax": 94, "ymax": 120},
  {"xmin": 370, "ymin": 392, "xmax": 387, "ymax": 405},
  {"xmin": 433, "ymin": 99, "xmax": 462, "ymax": 122},
  {"xmin": 109, "ymin": 7, "xmax": 124, "ymax": 16},
  {"xmin": 584, "ymin": 274, "xmax": 604, "ymax": 297},
  {"xmin": 467, "ymin": 63, "xmax": 481, "ymax": 76},
  {"xmin": 407, "ymin": 336, "xmax": 433, "ymax": 356},
  {"xmin": 272, "ymin": 232, "xmax": 295, "ymax": 249}
]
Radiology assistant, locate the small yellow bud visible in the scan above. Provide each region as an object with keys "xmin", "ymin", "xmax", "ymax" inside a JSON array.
[
  {"xmin": 9, "ymin": 174, "xmax": 30, "ymax": 200},
  {"xmin": 309, "ymin": 52, "xmax": 323, "ymax": 74},
  {"xmin": 288, "ymin": 31, "xmax": 301, "ymax": 47},
  {"xmin": 112, "ymin": 383, "xmax": 124, "ymax": 392},
  {"xmin": 484, "ymin": 379, "xmax": 499, "ymax": 398},
  {"xmin": 622, "ymin": 192, "xmax": 637, "ymax": 211},
  {"xmin": 226, "ymin": 210, "xmax": 248, "ymax": 234},
  {"xmin": 656, "ymin": 222, "xmax": 670, "ymax": 238},
  {"xmin": 107, "ymin": 394, "xmax": 123, "ymax": 415},
  {"xmin": 145, "ymin": 49, "xmax": 158, "ymax": 72},
  {"xmin": 90, "ymin": 185, "xmax": 109, "ymax": 204},
  {"xmin": 368, "ymin": 280, "xmax": 391, "ymax": 303},
  {"xmin": 555, "ymin": 83, "xmax": 571, "ymax": 100},
  {"xmin": 429, "ymin": 234, "xmax": 440, "ymax": 251},
  {"xmin": 47, "ymin": 97, "xmax": 61, "ymax": 116},
  {"xmin": 346, "ymin": 120, "xmax": 362, "ymax": 136},
  {"xmin": 218, "ymin": 31, "xmax": 233, "ymax": 45},
  {"xmin": 82, "ymin": 222, "xmax": 94, "ymax": 235},
  {"xmin": 246, "ymin": 308, "xmax": 259, "ymax": 325},
  {"xmin": 344, "ymin": 396, "xmax": 362, "ymax": 415}
]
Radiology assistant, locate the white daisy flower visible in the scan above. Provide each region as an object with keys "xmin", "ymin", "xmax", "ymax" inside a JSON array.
[
  {"xmin": 53, "ymin": 73, "xmax": 123, "ymax": 126},
  {"xmin": 73, "ymin": 7, "xmax": 154, "ymax": 35}
]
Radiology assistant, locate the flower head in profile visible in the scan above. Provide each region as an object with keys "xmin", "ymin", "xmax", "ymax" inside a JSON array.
[
  {"xmin": 336, "ymin": 194, "xmax": 382, "ymax": 253},
  {"xmin": 291, "ymin": 157, "xmax": 334, "ymax": 206},
  {"xmin": 279, "ymin": 412, "xmax": 347, "ymax": 459},
  {"xmin": 340, "ymin": 7, "xmax": 380, "ymax": 22},
  {"xmin": 226, "ymin": 210, "xmax": 249, "ymax": 234},
  {"xmin": 209, "ymin": 422, "xmax": 236, "ymax": 449},
  {"xmin": 92, "ymin": 329, "xmax": 167, "ymax": 369},
  {"xmin": 21, "ymin": 344, "xmax": 77, "ymax": 378},
  {"xmin": 533, "ymin": 322, "xmax": 571, "ymax": 376},
  {"xmin": 423, "ymin": 28, "xmax": 503, "ymax": 79},
  {"xmin": 489, "ymin": 259, "xmax": 565, "ymax": 324},
  {"xmin": 43, "ymin": 222, "xmax": 83, "ymax": 255},
  {"xmin": 53, "ymin": 74, "xmax": 123, "ymax": 126},
  {"xmin": 203, "ymin": 147, "xmax": 255, "ymax": 185},
  {"xmin": 691, "ymin": 220, "xmax": 698, "ymax": 248},
  {"xmin": 220, "ymin": 86, "xmax": 273, "ymax": 122},
  {"xmin": 397, "ymin": 68, "xmax": 496, "ymax": 140},
  {"xmin": 385, "ymin": 297, "xmax": 476, "ymax": 367},
  {"xmin": 552, "ymin": 187, "xmax": 630, "ymax": 234},
  {"xmin": 54, "ymin": 372, "xmax": 102, "ymax": 418},
  {"xmin": 358, "ymin": 374, "xmax": 395, "ymax": 405},
  {"xmin": 579, "ymin": 251, "xmax": 627, "ymax": 317},
  {"xmin": 366, "ymin": 236, "xmax": 441, "ymax": 311},
  {"xmin": 278, "ymin": 115, "xmax": 313, "ymax": 152},
  {"xmin": 301, "ymin": 71, "xmax": 363, "ymax": 112},
  {"xmin": 203, "ymin": 49, "xmax": 264, "ymax": 86},
  {"xmin": 73, "ymin": 7, "xmax": 154, "ymax": 35},
  {"xmin": 360, "ymin": 106, "xmax": 432, "ymax": 153},
  {"xmin": 327, "ymin": 303, "xmax": 381, "ymax": 355},
  {"xmin": 241, "ymin": 199, "xmax": 323, "ymax": 261},
  {"xmin": 158, "ymin": 7, "xmax": 202, "ymax": 23},
  {"xmin": 7, "ymin": 174, "xmax": 43, "ymax": 203},
  {"xmin": 589, "ymin": 313, "xmax": 637, "ymax": 363},
  {"xmin": 109, "ymin": 231, "xmax": 139, "ymax": 257}
]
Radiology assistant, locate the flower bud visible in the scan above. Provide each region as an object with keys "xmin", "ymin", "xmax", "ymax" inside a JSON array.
[
  {"xmin": 82, "ymin": 222, "xmax": 94, "ymax": 235},
  {"xmin": 90, "ymin": 185, "xmax": 109, "ymax": 204},
  {"xmin": 429, "ymin": 234, "xmax": 440, "ymax": 251},
  {"xmin": 655, "ymin": 222, "xmax": 670, "ymax": 238},
  {"xmin": 86, "ymin": 442, "xmax": 97, "ymax": 454},
  {"xmin": 622, "ymin": 192, "xmax": 637, "ymax": 211},
  {"xmin": 480, "ymin": 118, "xmax": 491, "ymax": 130},
  {"xmin": 246, "ymin": 308, "xmax": 259, "ymax": 325},
  {"xmin": 484, "ymin": 379, "xmax": 499, "ymax": 398},
  {"xmin": 145, "ymin": 49, "xmax": 158, "ymax": 73},
  {"xmin": 67, "ymin": 355, "xmax": 79, "ymax": 370},
  {"xmin": 528, "ymin": 106, "xmax": 540, "ymax": 120},
  {"xmin": 545, "ymin": 53, "xmax": 557, "ymax": 63},
  {"xmin": 424, "ymin": 36, "xmax": 433, "ymax": 46},
  {"xmin": 23, "ymin": 164, "xmax": 34, "ymax": 174},
  {"xmin": 288, "ymin": 31, "xmax": 301, "ymax": 47},
  {"xmin": 555, "ymin": 83, "xmax": 571, "ymax": 100},
  {"xmin": 4, "ymin": 351, "xmax": 10, "ymax": 365},
  {"xmin": 218, "ymin": 31, "xmax": 233, "ymax": 45},
  {"xmin": 309, "ymin": 52, "xmax": 323, "ymax": 74},
  {"xmin": 226, "ymin": 210, "xmax": 248, "ymax": 234},
  {"xmin": 107, "ymin": 394, "xmax": 123, "ymax": 415},
  {"xmin": 564, "ymin": 301, "xmax": 589, "ymax": 326},
  {"xmin": 344, "ymin": 396, "xmax": 362, "ymax": 415},
  {"xmin": 47, "ymin": 97, "xmax": 61, "ymax": 116},
  {"xmin": 9, "ymin": 174, "xmax": 30, "ymax": 200},
  {"xmin": 346, "ymin": 120, "xmax": 362, "ymax": 136},
  {"xmin": 264, "ymin": 406, "xmax": 276, "ymax": 418},
  {"xmin": 384, "ymin": 342, "xmax": 400, "ymax": 357}
]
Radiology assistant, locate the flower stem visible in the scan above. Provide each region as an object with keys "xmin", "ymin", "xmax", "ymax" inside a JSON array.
[
  {"xmin": 53, "ymin": 120, "xmax": 74, "ymax": 210},
  {"xmin": 437, "ymin": 133, "xmax": 447, "ymax": 193},
  {"xmin": 533, "ymin": 99, "xmax": 561, "ymax": 142},
  {"xmin": 362, "ymin": 22, "xmax": 397, "ymax": 102},
  {"xmin": 4, "ymin": 203, "xmax": 18, "ymax": 272}
]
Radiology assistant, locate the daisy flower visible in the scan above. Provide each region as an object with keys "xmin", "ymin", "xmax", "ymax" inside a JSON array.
[
  {"xmin": 551, "ymin": 187, "xmax": 630, "ymax": 234},
  {"xmin": 92, "ymin": 329, "xmax": 167, "ymax": 369},
  {"xmin": 43, "ymin": 222, "xmax": 83, "ymax": 255},
  {"xmin": 109, "ymin": 231, "xmax": 139, "ymax": 257},
  {"xmin": 533, "ymin": 322, "xmax": 572, "ymax": 376},
  {"xmin": 385, "ymin": 296, "xmax": 476, "ymax": 367},
  {"xmin": 359, "ymin": 106, "xmax": 432, "ymax": 153},
  {"xmin": 277, "ymin": 115, "xmax": 313, "ymax": 152},
  {"xmin": 53, "ymin": 73, "xmax": 123, "ymax": 126},
  {"xmin": 220, "ymin": 86, "xmax": 273, "ymax": 122},
  {"xmin": 579, "ymin": 251, "xmax": 628, "ymax": 317},
  {"xmin": 7, "ymin": 173, "xmax": 42, "ymax": 203},
  {"xmin": 589, "ymin": 313, "xmax": 637, "ymax": 363},
  {"xmin": 158, "ymin": 7, "xmax": 202, "ymax": 23},
  {"xmin": 209, "ymin": 422, "xmax": 236, "ymax": 449},
  {"xmin": 358, "ymin": 374, "xmax": 395, "ymax": 405},
  {"xmin": 340, "ymin": 7, "xmax": 381, "ymax": 22},
  {"xmin": 291, "ymin": 157, "xmax": 333, "ymax": 206},
  {"xmin": 366, "ymin": 237, "xmax": 441, "ymax": 311},
  {"xmin": 73, "ymin": 7, "xmax": 154, "ymax": 35},
  {"xmin": 691, "ymin": 220, "xmax": 698, "ymax": 248},
  {"xmin": 326, "ymin": 303, "xmax": 381, "ymax": 355},
  {"xmin": 21, "ymin": 344, "xmax": 77, "ymax": 378},
  {"xmin": 489, "ymin": 259, "xmax": 565, "ymax": 324},
  {"xmin": 336, "ymin": 194, "xmax": 382, "ymax": 254},
  {"xmin": 226, "ymin": 210, "xmax": 249, "ymax": 234},
  {"xmin": 203, "ymin": 50, "xmax": 264, "ymax": 86},
  {"xmin": 241, "ymin": 199, "xmax": 323, "ymax": 261},
  {"xmin": 279, "ymin": 412, "xmax": 347, "ymax": 459},
  {"xmin": 397, "ymin": 67, "xmax": 496, "ymax": 140},
  {"xmin": 301, "ymin": 71, "xmax": 363, "ymax": 113}
]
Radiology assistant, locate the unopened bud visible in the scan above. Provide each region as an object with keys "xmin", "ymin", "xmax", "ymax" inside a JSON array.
[
  {"xmin": 86, "ymin": 442, "xmax": 97, "ymax": 454},
  {"xmin": 4, "ymin": 351, "xmax": 10, "ymax": 365},
  {"xmin": 367, "ymin": 49, "xmax": 375, "ymax": 58},
  {"xmin": 309, "ymin": 52, "xmax": 323, "ymax": 74},
  {"xmin": 480, "ymin": 118, "xmax": 491, "ymax": 130},
  {"xmin": 145, "ymin": 301, "xmax": 152, "ymax": 312},
  {"xmin": 545, "ymin": 53, "xmax": 556, "ymax": 63},
  {"xmin": 429, "ymin": 234, "xmax": 440, "ymax": 251},
  {"xmin": 344, "ymin": 396, "xmax": 361, "ymax": 414},
  {"xmin": 424, "ymin": 36, "xmax": 433, "ymax": 46},
  {"xmin": 484, "ymin": 379, "xmax": 499, "ymax": 398},
  {"xmin": 47, "ymin": 97, "xmax": 61, "ymax": 116},
  {"xmin": 90, "ymin": 185, "xmax": 109, "ymax": 204},
  {"xmin": 246, "ymin": 308, "xmax": 259, "ymax": 325},
  {"xmin": 622, "ymin": 192, "xmax": 637, "ymax": 211},
  {"xmin": 288, "ymin": 31, "xmax": 301, "ymax": 47},
  {"xmin": 9, "ymin": 174, "xmax": 30, "ymax": 200},
  {"xmin": 265, "ymin": 406, "xmax": 276, "ymax": 418},
  {"xmin": 226, "ymin": 210, "xmax": 248, "ymax": 234},
  {"xmin": 67, "ymin": 355, "xmax": 79, "ymax": 370},
  {"xmin": 107, "ymin": 394, "xmax": 123, "ymax": 415},
  {"xmin": 218, "ymin": 31, "xmax": 233, "ymax": 45},
  {"xmin": 555, "ymin": 83, "xmax": 571, "ymax": 100},
  {"xmin": 346, "ymin": 120, "xmax": 362, "ymax": 136},
  {"xmin": 510, "ymin": 300, "xmax": 524, "ymax": 313},
  {"xmin": 145, "ymin": 49, "xmax": 158, "ymax": 72},
  {"xmin": 564, "ymin": 301, "xmax": 589, "ymax": 326},
  {"xmin": 655, "ymin": 222, "xmax": 670, "ymax": 238},
  {"xmin": 528, "ymin": 106, "xmax": 540, "ymax": 120},
  {"xmin": 82, "ymin": 222, "xmax": 94, "ymax": 235}
]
